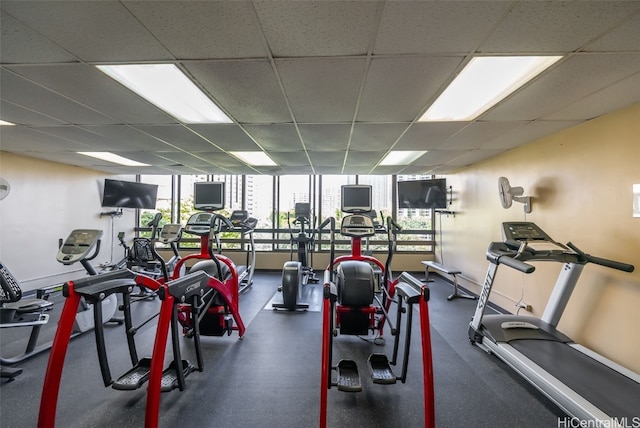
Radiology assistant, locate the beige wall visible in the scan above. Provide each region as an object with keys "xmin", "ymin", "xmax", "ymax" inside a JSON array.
[
  {"xmin": 442, "ymin": 103, "xmax": 640, "ymax": 372},
  {"xmin": 0, "ymin": 152, "xmax": 135, "ymax": 289}
]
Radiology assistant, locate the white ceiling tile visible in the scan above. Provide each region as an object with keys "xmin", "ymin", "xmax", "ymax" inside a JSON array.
[
  {"xmin": 480, "ymin": 1, "xmax": 640, "ymax": 53},
  {"xmin": 188, "ymin": 124, "xmax": 261, "ymax": 151},
  {"xmin": 135, "ymin": 125, "xmax": 221, "ymax": 152},
  {"xmin": 0, "ymin": 69, "xmax": 117, "ymax": 125},
  {"xmin": 243, "ymin": 124, "xmax": 302, "ymax": 151},
  {"xmin": 184, "ymin": 60, "xmax": 291, "ymax": 124},
  {"xmin": 298, "ymin": 124, "xmax": 351, "ymax": 151},
  {"xmin": 254, "ymin": 1, "xmax": 380, "ymax": 57},
  {"xmin": 350, "ymin": 123, "xmax": 408, "ymax": 151},
  {"xmin": 395, "ymin": 122, "xmax": 468, "ymax": 150},
  {"xmin": 375, "ymin": 1, "xmax": 510, "ymax": 54},
  {"xmin": 542, "ymin": 73, "xmax": 640, "ymax": 121},
  {"xmin": 483, "ymin": 53, "xmax": 640, "ymax": 121},
  {"xmin": 125, "ymin": 1, "xmax": 268, "ymax": 59},
  {"xmin": 357, "ymin": 56, "xmax": 463, "ymax": 122},
  {"xmin": 276, "ymin": 58, "xmax": 366, "ymax": 122},
  {"xmin": 0, "ymin": 12, "xmax": 77, "ymax": 63},
  {"xmin": 585, "ymin": 13, "xmax": 640, "ymax": 52},
  {"xmin": 6, "ymin": 64, "xmax": 176, "ymax": 124},
  {"xmin": 0, "ymin": 100, "xmax": 66, "ymax": 126},
  {"xmin": 2, "ymin": 1, "xmax": 173, "ymax": 61}
]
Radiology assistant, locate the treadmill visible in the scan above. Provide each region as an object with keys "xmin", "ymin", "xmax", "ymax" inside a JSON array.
[{"xmin": 468, "ymin": 222, "xmax": 638, "ymax": 423}]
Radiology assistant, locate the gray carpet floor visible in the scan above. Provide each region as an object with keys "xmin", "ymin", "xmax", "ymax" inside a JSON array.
[{"xmin": 0, "ymin": 271, "xmax": 564, "ymax": 427}]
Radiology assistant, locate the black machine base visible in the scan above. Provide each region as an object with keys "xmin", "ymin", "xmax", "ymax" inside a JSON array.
[
  {"xmin": 0, "ymin": 366, "xmax": 23, "ymax": 380},
  {"xmin": 368, "ymin": 353, "xmax": 396, "ymax": 384},
  {"xmin": 336, "ymin": 359, "xmax": 361, "ymax": 392}
]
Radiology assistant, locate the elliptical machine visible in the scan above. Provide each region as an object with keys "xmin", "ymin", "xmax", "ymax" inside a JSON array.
[
  {"xmin": 319, "ymin": 184, "xmax": 436, "ymax": 428},
  {"xmin": 273, "ymin": 202, "xmax": 320, "ymax": 311}
]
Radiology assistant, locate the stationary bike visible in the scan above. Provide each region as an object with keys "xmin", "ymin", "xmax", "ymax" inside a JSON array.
[{"xmin": 273, "ymin": 202, "xmax": 320, "ymax": 311}]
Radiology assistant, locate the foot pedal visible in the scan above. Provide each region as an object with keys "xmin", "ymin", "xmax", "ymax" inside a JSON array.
[
  {"xmin": 112, "ymin": 358, "xmax": 152, "ymax": 390},
  {"xmin": 337, "ymin": 360, "xmax": 361, "ymax": 392},
  {"xmin": 160, "ymin": 359, "xmax": 193, "ymax": 392},
  {"xmin": 368, "ymin": 354, "xmax": 396, "ymax": 385}
]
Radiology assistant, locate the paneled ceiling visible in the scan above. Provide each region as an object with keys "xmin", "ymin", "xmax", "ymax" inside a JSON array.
[{"xmin": 1, "ymin": 1, "xmax": 638, "ymax": 175}]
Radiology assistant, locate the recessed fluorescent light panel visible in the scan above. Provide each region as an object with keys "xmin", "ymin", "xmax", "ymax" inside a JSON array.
[
  {"xmin": 380, "ymin": 150, "xmax": 427, "ymax": 165},
  {"xmin": 78, "ymin": 152, "xmax": 149, "ymax": 167},
  {"xmin": 230, "ymin": 151, "xmax": 277, "ymax": 166},
  {"xmin": 96, "ymin": 64, "xmax": 232, "ymax": 124},
  {"xmin": 0, "ymin": 120, "xmax": 15, "ymax": 126},
  {"xmin": 419, "ymin": 56, "xmax": 562, "ymax": 122}
]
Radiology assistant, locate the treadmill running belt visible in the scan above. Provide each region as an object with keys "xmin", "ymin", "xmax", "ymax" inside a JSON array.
[{"xmin": 511, "ymin": 339, "xmax": 639, "ymax": 419}]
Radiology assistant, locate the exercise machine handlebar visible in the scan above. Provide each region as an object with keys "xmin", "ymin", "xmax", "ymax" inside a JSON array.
[
  {"xmin": 499, "ymin": 255, "xmax": 536, "ymax": 274},
  {"xmin": 566, "ymin": 242, "xmax": 635, "ymax": 273}
]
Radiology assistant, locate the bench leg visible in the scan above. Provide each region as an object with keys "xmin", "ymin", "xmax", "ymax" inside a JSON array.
[{"xmin": 447, "ymin": 274, "xmax": 476, "ymax": 301}]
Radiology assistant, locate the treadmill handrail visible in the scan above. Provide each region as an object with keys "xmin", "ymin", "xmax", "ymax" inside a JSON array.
[
  {"xmin": 499, "ymin": 255, "xmax": 535, "ymax": 274},
  {"xmin": 566, "ymin": 242, "xmax": 635, "ymax": 273}
]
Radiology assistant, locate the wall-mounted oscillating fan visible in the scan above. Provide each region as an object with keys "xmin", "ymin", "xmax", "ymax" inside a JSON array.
[
  {"xmin": 0, "ymin": 178, "xmax": 10, "ymax": 201},
  {"xmin": 498, "ymin": 176, "xmax": 531, "ymax": 213}
]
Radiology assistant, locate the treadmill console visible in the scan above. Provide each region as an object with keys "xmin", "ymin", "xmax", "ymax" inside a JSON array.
[
  {"xmin": 501, "ymin": 222, "xmax": 569, "ymax": 254},
  {"xmin": 341, "ymin": 214, "xmax": 375, "ymax": 238},
  {"xmin": 57, "ymin": 229, "xmax": 102, "ymax": 265},
  {"xmin": 159, "ymin": 224, "xmax": 182, "ymax": 244},
  {"xmin": 184, "ymin": 212, "xmax": 213, "ymax": 236},
  {"xmin": 502, "ymin": 222, "xmax": 552, "ymax": 242}
]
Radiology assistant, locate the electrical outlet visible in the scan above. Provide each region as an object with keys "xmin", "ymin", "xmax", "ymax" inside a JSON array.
[{"xmin": 516, "ymin": 303, "xmax": 533, "ymax": 312}]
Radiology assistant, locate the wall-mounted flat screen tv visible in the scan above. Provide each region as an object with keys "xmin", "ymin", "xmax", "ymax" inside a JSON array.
[
  {"xmin": 341, "ymin": 184, "xmax": 372, "ymax": 213},
  {"xmin": 194, "ymin": 181, "xmax": 225, "ymax": 211},
  {"xmin": 101, "ymin": 179, "xmax": 158, "ymax": 209},
  {"xmin": 397, "ymin": 178, "xmax": 447, "ymax": 209}
]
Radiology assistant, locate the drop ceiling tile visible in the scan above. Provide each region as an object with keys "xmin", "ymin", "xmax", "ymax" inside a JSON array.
[
  {"xmin": 6, "ymin": 64, "xmax": 176, "ymax": 124},
  {"xmin": 0, "ymin": 12, "xmax": 77, "ymax": 63},
  {"xmin": 585, "ymin": 13, "xmax": 640, "ymax": 52},
  {"xmin": 445, "ymin": 149, "xmax": 505, "ymax": 167},
  {"xmin": 411, "ymin": 150, "xmax": 469, "ymax": 166},
  {"xmin": 188, "ymin": 124, "xmax": 261, "ymax": 151},
  {"xmin": 395, "ymin": 122, "xmax": 468, "ymax": 150},
  {"xmin": 1, "ymin": 69, "xmax": 117, "ymax": 125},
  {"xmin": 484, "ymin": 120, "xmax": 582, "ymax": 150},
  {"xmin": 185, "ymin": 60, "xmax": 291, "ymax": 124},
  {"xmin": 357, "ymin": 56, "xmax": 463, "ymax": 122},
  {"xmin": 350, "ymin": 123, "xmax": 408, "ymax": 151},
  {"xmin": 189, "ymin": 152, "xmax": 244, "ymax": 167},
  {"xmin": 276, "ymin": 58, "xmax": 366, "ymax": 123},
  {"xmin": 483, "ymin": 54, "xmax": 640, "ymax": 121},
  {"xmin": 267, "ymin": 151, "xmax": 310, "ymax": 166},
  {"xmin": 125, "ymin": 1, "xmax": 268, "ymax": 59},
  {"xmin": 2, "ymin": 1, "xmax": 173, "ymax": 61},
  {"xmin": 298, "ymin": 124, "xmax": 351, "ymax": 151},
  {"xmin": 480, "ymin": 1, "xmax": 640, "ymax": 52},
  {"xmin": 542, "ymin": 73, "xmax": 640, "ymax": 121},
  {"xmin": 344, "ymin": 151, "xmax": 386, "ymax": 166},
  {"xmin": 135, "ymin": 125, "xmax": 221, "ymax": 152},
  {"xmin": 243, "ymin": 124, "xmax": 303, "ymax": 151},
  {"xmin": 155, "ymin": 151, "xmax": 213, "ymax": 167},
  {"xmin": 0, "ymin": 126, "xmax": 91, "ymax": 152},
  {"xmin": 254, "ymin": 1, "xmax": 380, "ymax": 57},
  {"xmin": 80, "ymin": 125, "xmax": 178, "ymax": 151},
  {"xmin": 0, "ymin": 100, "xmax": 66, "ymax": 126},
  {"xmin": 375, "ymin": 1, "xmax": 509, "ymax": 54},
  {"xmin": 439, "ymin": 121, "xmax": 529, "ymax": 150},
  {"xmin": 308, "ymin": 151, "xmax": 346, "ymax": 167}
]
